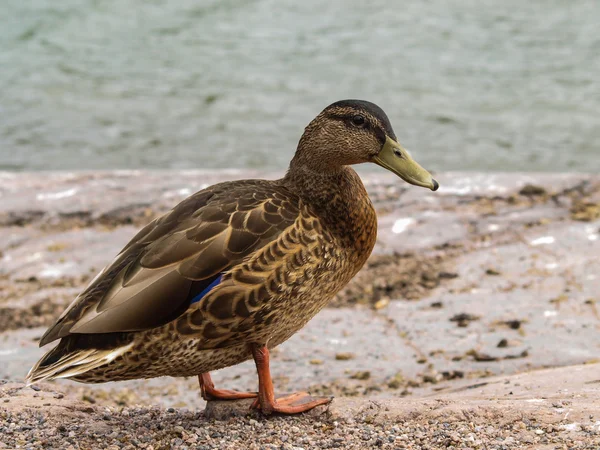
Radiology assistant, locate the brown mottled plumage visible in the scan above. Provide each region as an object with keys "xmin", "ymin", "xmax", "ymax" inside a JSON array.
[{"xmin": 27, "ymin": 100, "xmax": 438, "ymax": 414}]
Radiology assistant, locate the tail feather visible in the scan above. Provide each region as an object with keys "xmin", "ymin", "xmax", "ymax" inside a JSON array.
[{"xmin": 26, "ymin": 342, "xmax": 133, "ymax": 385}]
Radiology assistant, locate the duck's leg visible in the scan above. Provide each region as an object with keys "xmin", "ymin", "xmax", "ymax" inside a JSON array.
[
  {"xmin": 198, "ymin": 373, "xmax": 257, "ymax": 401},
  {"xmin": 250, "ymin": 344, "xmax": 332, "ymax": 414}
]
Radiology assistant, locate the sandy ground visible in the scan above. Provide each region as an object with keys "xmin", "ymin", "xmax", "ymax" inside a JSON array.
[{"xmin": 1, "ymin": 170, "xmax": 600, "ymax": 448}]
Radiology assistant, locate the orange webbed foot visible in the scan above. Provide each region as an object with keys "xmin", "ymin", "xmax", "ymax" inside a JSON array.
[
  {"xmin": 250, "ymin": 391, "xmax": 332, "ymax": 415},
  {"xmin": 198, "ymin": 373, "xmax": 257, "ymax": 401},
  {"xmin": 203, "ymin": 388, "xmax": 258, "ymax": 401}
]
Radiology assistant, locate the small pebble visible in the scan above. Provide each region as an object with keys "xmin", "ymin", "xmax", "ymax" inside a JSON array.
[{"xmin": 335, "ymin": 352, "xmax": 355, "ymax": 361}]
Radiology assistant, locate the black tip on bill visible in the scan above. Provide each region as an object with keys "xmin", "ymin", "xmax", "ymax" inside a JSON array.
[{"xmin": 432, "ymin": 179, "xmax": 439, "ymax": 191}]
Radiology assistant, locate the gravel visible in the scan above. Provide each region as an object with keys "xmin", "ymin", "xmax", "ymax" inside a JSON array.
[{"xmin": 2, "ymin": 402, "xmax": 599, "ymax": 450}]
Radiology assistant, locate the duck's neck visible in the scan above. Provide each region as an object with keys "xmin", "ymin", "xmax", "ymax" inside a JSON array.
[
  {"xmin": 282, "ymin": 162, "xmax": 377, "ymax": 256},
  {"xmin": 283, "ymin": 163, "xmax": 361, "ymax": 210}
]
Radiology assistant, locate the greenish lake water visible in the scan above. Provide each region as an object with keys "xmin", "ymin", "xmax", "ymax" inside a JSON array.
[{"xmin": 1, "ymin": 0, "xmax": 599, "ymax": 172}]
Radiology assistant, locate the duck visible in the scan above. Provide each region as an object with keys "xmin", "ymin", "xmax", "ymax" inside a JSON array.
[{"xmin": 26, "ymin": 99, "xmax": 438, "ymax": 415}]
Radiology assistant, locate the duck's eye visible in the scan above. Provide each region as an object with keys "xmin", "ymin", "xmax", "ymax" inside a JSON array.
[{"xmin": 351, "ymin": 115, "xmax": 366, "ymax": 127}]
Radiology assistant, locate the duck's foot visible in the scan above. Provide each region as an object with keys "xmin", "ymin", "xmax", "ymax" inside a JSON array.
[
  {"xmin": 250, "ymin": 344, "xmax": 333, "ymax": 415},
  {"xmin": 198, "ymin": 373, "xmax": 257, "ymax": 401},
  {"xmin": 250, "ymin": 392, "xmax": 332, "ymax": 415}
]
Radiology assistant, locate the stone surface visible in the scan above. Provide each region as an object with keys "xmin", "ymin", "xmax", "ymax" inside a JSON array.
[
  {"xmin": 205, "ymin": 363, "xmax": 600, "ymax": 425},
  {"xmin": 1, "ymin": 170, "xmax": 600, "ymax": 447}
]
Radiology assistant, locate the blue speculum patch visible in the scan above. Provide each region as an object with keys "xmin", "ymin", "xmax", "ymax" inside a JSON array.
[{"xmin": 190, "ymin": 274, "xmax": 223, "ymax": 304}]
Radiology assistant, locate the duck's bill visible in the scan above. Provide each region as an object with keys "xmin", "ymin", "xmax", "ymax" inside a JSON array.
[{"xmin": 373, "ymin": 136, "xmax": 439, "ymax": 191}]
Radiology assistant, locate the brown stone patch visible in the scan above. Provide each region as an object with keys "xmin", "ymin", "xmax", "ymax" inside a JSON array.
[{"xmin": 331, "ymin": 252, "xmax": 453, "ymax": 307}]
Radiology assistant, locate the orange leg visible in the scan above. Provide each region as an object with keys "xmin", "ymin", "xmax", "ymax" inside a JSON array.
[
  {"xmin": 250, "ymin": 344, "xmax": 332, "ymax": 415},
  {"xmin": 198, "ymin": 372, "xmax": 257, "ymax": 401}
]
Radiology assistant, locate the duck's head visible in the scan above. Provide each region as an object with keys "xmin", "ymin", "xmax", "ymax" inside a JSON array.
[{"xmin": 293, "ymin": 99, "xmax": 439, "ymax": 191}]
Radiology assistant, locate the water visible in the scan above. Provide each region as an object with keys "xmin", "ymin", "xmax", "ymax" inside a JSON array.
[{"xmin": 1, "ymin": 0, "xmax": 599, "ymax": 172}]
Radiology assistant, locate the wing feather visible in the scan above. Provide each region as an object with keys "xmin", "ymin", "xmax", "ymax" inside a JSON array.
[{"xmin": 39, "ymin": 180, "xmax": 303, "ymax": 346}]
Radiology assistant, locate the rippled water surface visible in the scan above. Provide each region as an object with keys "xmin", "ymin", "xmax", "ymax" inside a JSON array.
[{"xmin": 1, "ymin": 0, "xmax": 599, "ymax": 172}]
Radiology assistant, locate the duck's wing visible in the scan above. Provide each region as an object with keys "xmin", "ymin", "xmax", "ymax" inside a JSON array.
[{"xmin": 39, "ymin": 180, "xmax": 308, "ymax": 346}]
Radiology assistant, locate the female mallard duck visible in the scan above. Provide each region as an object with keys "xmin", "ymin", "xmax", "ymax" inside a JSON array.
[{"xmin": 27, "ymin": 100, "xmax": 438, "ymax": 414}]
